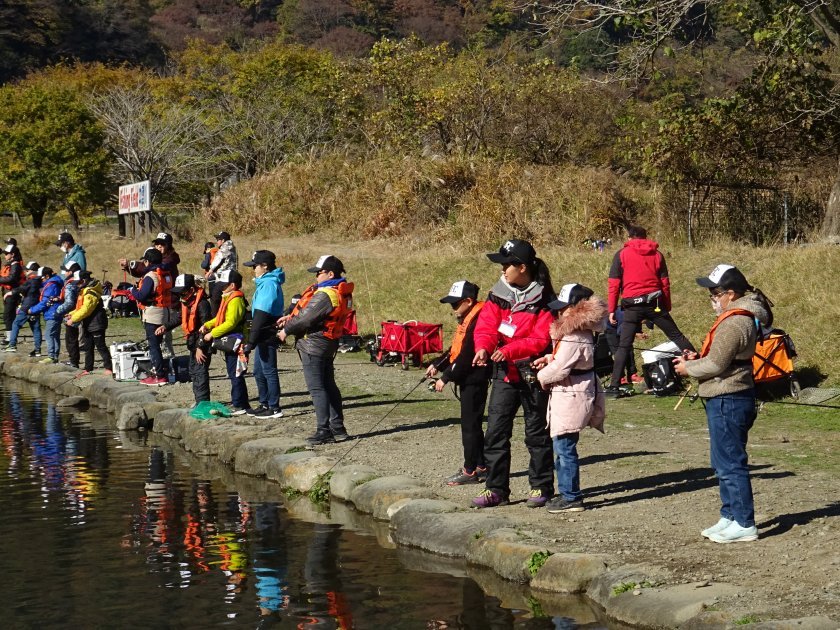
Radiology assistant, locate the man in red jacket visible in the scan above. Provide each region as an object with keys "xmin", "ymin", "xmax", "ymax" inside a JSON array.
[{"xmin": 605, "ymin": 225, "xmax": 695, "ymax": 397}]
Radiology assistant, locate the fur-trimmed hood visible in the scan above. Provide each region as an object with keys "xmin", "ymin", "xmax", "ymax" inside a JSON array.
[{"xmin": 550, "ymin": 297, "xmax": 608, "ymax": 338}]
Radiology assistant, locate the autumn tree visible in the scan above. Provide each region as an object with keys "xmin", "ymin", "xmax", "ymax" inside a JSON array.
[{"xmin": 0, "ymin": 83, "xmax": 110, "ymax": 228}]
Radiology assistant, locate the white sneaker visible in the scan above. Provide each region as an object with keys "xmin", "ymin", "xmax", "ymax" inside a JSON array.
[
  {"xmin": 701, "ymin": 517, "xmax": 733, "ymax": 539},
  {"xmin": 708, "ymin": 521, "xmax": 758, "ymax": 543}
]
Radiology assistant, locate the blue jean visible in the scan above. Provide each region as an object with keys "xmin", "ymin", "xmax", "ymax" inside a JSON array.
[
  {"xmin": 224, "ymin": 351, "xmax": 249, "ymax": 409},
  {"xmin": 706, "ymin": 391, "xmax": 757, "ymax": 528},
  {"xmin": 252, "ymin": 342, "xmax": 280, "ymax": 409},
  {"xmin": 9, "ymin": 310, "xmax": 41, "ymax": 350},
  {"xmin": 144, "ymin": 322, "xmax": 166, "ymax": 375},
  {"xmin": 45, "ymin": 318, "xmax": 62, "ymax": 358},
  {"xmin": 553, "ymin": 432, "xmax": 581, "ymax": 501}
]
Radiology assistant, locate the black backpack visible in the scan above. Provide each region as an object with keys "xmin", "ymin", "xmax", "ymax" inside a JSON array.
[{"xmin": 643, "ymin": 357, "xmax": 682, "ymax": 396}]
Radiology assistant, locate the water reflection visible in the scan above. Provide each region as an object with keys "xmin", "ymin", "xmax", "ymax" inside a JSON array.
[{"xmin": 0, "ymin": 381, "xmax": 607, "ymax": 628}]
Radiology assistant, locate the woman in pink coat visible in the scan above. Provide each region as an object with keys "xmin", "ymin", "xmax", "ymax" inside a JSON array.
[{"xmin": 535, "ymin": 283, "xmax": 607, "ymax": 513}]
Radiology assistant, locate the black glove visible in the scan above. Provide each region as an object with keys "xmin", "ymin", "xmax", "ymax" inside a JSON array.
[
  {"xmin": 28, "ymin": 314, "xmax": 38, "ymax": 323},
  {"xmin": 242, "ymin": 343, "xmax": 252, "ymax": 355}
]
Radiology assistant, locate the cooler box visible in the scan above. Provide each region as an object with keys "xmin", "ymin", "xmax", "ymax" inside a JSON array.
[{"xmin": 113, "ymin": 350, "xmax": 150, "ymax": 381}]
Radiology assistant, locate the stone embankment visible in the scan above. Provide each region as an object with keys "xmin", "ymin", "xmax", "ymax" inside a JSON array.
[{"xmin": 1, "ymin": 355, "xmax": 834, "ymax": 630}]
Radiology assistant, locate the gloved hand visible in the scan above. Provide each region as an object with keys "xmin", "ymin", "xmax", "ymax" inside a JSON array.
[{"xmin": 241, "ymin": 343, "xmax": 252, "ymax": 355}]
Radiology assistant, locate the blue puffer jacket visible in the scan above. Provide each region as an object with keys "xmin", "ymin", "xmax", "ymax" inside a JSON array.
[
  {"xmin": 29, "ymin": 274, "xmax": 64, "ymax": 320},
  {"xmin": 55, "ymin": 278, "xmax": 81, "ymax": 319}
]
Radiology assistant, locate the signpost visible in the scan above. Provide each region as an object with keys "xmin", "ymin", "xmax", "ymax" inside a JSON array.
[{"xmin": 118, "ymin": 180, "xmax": 151, "ymax": 238}]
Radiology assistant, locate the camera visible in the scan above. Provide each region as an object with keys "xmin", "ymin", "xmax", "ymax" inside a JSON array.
[{"xmin": 514, "ymin": 359, "xmax": 538, "ymax": 385}]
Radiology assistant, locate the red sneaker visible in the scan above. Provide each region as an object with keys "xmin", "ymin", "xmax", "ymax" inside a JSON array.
[
  {"xmin": 141, "ymin": 376, "xmax": 168, "ymax": 386},
  {"xmin": 630, "ymin": 374, "xmax": 644, "ymax": 383}
]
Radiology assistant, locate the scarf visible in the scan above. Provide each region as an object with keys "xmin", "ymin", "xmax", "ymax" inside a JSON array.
[{"xmin": 490, "ymin": 276, "xmax": 544, "ymax": 313}]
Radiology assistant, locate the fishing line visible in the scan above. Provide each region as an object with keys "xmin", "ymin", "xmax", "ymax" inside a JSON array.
[{"xmin": 286, "ymin": 374, "xmax": 430, "ymax": 508}]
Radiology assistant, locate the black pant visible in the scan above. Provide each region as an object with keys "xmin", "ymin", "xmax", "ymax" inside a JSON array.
[
  {"xmin": 3, "ymin": 294, "xmax": 19, "ymax": 332},
  {"xmin": 604, "ymin": 327, "xmax": 637, "ymax": 380},
  {"xmin": 609, "ymin": 304, "xmax": 695, "ymax": 387},
  {"xmin": 459, "ymin": 380, "xmax": 489, "ymax": 471},
  {"xmin": 65, "ymin": 324, "xmax": 80, "ymax": 366},
  {"xmin": 83, "ymin": 331, "xmax": 112, "ymax": 371},
  {"xmin": 189, "ymin": 347, "xmax": 211, "ymax": 403},
  {"xmin": 483, "ymin": 374, "xmax": 553, "ymax": 499}
]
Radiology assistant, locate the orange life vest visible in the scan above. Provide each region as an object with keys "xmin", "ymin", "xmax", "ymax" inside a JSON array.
[
  {"xmin": 0, "ymin": 261, "xmax": 24, "ymax": 289},
  {"xmin": 449, "ymin": 301, "xmax": 484, "ymax": 362},
  {"xmin": 138, "ymin": 267, "xmax": 174, "ymax": 309},
  {"xmin": 699, "ymin": 308, "xmax": 755, "ymax": 357},
  {"xmin": 180, "ymin": 288, "xmax": 206, "ymax": 336},
  {"xmin": 290, "ymin": 281, "xmax": 354, "ymax": 340},
  {"xmin": 213, "ymin": 290, "xmax": 244, "ymax": 328}
]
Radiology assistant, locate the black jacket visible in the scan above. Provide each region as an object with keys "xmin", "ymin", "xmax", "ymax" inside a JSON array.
[
  {"xmin": 434, "ymin": 307, "xmax": 491, "ymax": 386},
  {"xmin": 13, "ymin": 275, "xmax": 42, "ymax": 312}
]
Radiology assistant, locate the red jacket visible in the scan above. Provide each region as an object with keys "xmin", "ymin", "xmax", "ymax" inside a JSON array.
[
  {"xmin": 607, "ymin": 239, "xmax": 672, "ymax": 313},
  {"xmin": 473, "ymin": 292, "xmax": 554, "ymax": 382}
]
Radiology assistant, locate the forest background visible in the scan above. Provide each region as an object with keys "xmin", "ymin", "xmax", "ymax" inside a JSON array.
[{"xmin": 3, "ymin": 0, "xmax": 840, "ymax": 244}]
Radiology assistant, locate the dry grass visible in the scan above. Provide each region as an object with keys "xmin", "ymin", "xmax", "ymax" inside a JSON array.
[
  {"xmin": 8, "ymin": 228, "xmax": 836, "ymax": 386},
  {"xmin": 201, "ymin": 153, "xmax": 649, "ymax": 247}
]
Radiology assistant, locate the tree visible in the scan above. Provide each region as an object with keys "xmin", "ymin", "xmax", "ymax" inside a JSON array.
[
  {"xmin": 87, "ymin": 82, "xmax": 212, "ymax": 202},
  {"xmin": 0, "ymin": 83, "xmax": 110, "ymax": 228},
  {"xmin": 536, "ymin": 0, "xmax": 840, "ymax": 238}
]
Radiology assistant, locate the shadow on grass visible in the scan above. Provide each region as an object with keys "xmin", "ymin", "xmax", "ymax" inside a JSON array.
[{"xmin": 758, "ymin": 501, "xmax": 840, "ymax": 538}]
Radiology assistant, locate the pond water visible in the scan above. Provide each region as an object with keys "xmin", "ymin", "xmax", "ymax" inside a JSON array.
[{"xmin": 0, "ymin": 380, "xmax": 608, "ymax": 628}]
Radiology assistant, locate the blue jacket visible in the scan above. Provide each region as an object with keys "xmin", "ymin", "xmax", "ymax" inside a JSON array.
[
  {"xmin": 62, "ymin": 244, "xmax": 87, "ymax": 271},
  {"xmin": 252, "ymin": 267, "xmax": 285, "ymax": 316},
  {"xmin": 55, "ymin": 278, "xmax": 81, "ymax": 319},
  {"xmin": 248, "ymin": 267, "xmax": 285, "ymax": 346},
  {"xmin": 30, "ymin": 274, "xmax": 64, "ymax": 320}
]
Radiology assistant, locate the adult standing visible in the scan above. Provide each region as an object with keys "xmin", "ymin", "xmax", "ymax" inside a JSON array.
[
  {"xmin": 674, "ymin": 265, "xmax": 772, "ymax": 543},
  {"xmin": 605, "ymin": 225, "xmax": 695, "ymax": 397},
  {"xmin": 0, "ymin": 244, "xmax": 24, "ymax": 346},
  {"xmin": 120, "ymin": 232, "xmax": 181, "ymax": 278},
  {"xmin": 4, "ymin": 261, "xmax": 42, "ymax": 356},
  {"xmin": 243, "ymin": 250, "xmax": 285, "ymax": 419},
  {"xmin": 56, "ymin": 232, "xmax": 87, "ymax": 271},
  {"xmin": 470, "ymin": 239, "xmax": 556, "ymax": 509},
  {"xmin": 206, "ymin": 231, "xmax": 238, "ymax": 314},
  {"xmin": 129, "ymin": 248, "xmax": 174, "ymax": 386},
  {"xmin": 278, "ymin": 255, "xmax": 353, "ymax": 445}
]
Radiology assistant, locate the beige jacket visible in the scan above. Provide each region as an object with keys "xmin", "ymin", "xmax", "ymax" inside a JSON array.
[{"xmin": 685, "ymin": 293, "xmax": 771, "ymax": 398}]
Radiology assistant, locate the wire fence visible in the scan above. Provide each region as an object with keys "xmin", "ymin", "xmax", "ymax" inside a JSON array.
[{"xmin": 675, "ymin": 184, "xmax": 824, "ymax": 246}]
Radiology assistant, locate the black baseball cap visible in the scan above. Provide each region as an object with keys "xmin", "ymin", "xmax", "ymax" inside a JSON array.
[
  {"xmin": 60, "ymin": 261, "xmax": 81, "ymax": 273},
  {"xmin": 25, "ymin": 261, "xmax": 39, "ymax": 272},
  {"xmin": 5, "ymin": 237, "xmax": 17, "ymax": 246},
  {"xmin": 440, "ymin": 280, "xmax": 480, "ymax": 304},
  {"xmin": 243, "ymin": 250, "xmax": 276, "ymax": 268},
  {"xmin": 3, "ymin": 244, "xmax": 15, "ymax": 254},
  {"xmin": 214, "ymin": 231, "xmax": 231, "ymax": 241},
  {"xmin": 55, "ymin": 232, "xmax": 74, "ymax": 247},
  {"xmin": 152, "ymin": 232, "xmax": 173, "ymax": 246},
  {"xmin": 696, "ymin": 264, "xmax": 751, "ymax": 293},
  {"xmin": 487, "ymin": 239, "xmax": 536, "ymax": 265},
  {"xmin": 171, "ymin": 273, "xmax": 196, "ymax": 294},
  {"xmin": 218, "ymin": 269, "xmax": 243, "ymax": 288},
  {"xmin": 307, "ymin": 255, "xmax": 345, "ymax": 275},
  {"xmin": 547, "ymin": 283, "xmax": 594, "ymax": 310}
]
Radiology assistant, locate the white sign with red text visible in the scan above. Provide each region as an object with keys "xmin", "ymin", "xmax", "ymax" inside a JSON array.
[{"xmin": 118, "ymin": 180, "xmax": 150, "ymax": 214}]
